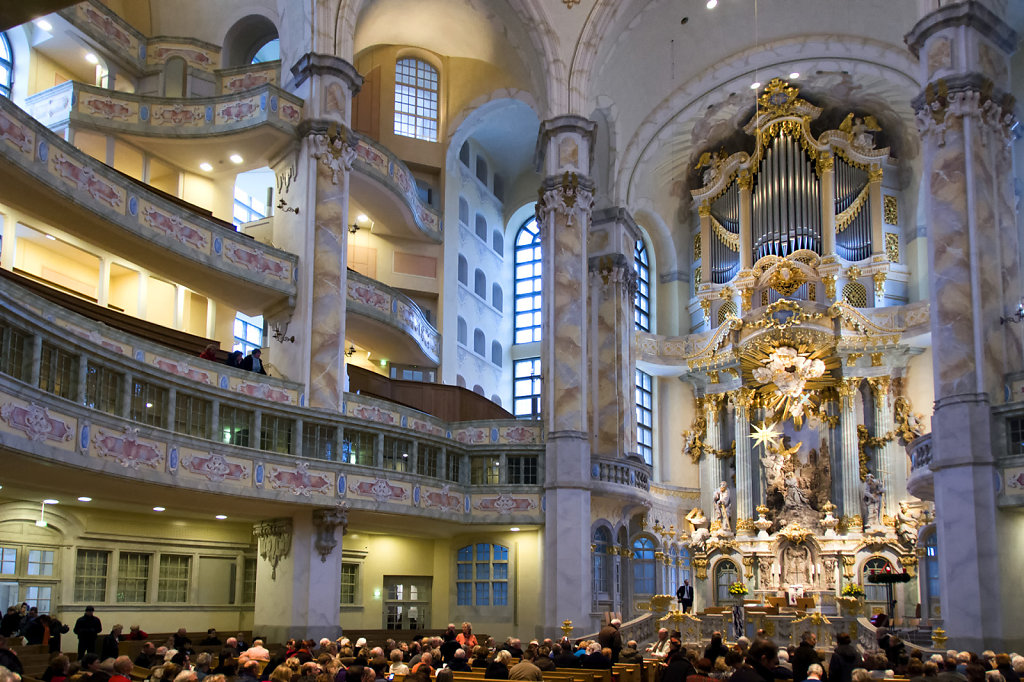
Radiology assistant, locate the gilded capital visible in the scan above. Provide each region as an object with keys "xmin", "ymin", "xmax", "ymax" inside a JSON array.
[
  {"xmin": 738, "ymin": 171, "xmax": 754, "ymax": 191},
  {"xmin": 873, "ymin": 271, "xmax": 887, "ymax": 296},
  {"xmin": 836, "ymin": 378, "xmax": 860, "ymax": 407},
  {"xmin": 731, "ymin": 387, "xmax": 756, "ymax": 415},
  {"xmin": 698, "ymin": 204, "xmax": 712, "ymax": 218},
  {"xmin": 816, "ymin": 154, "xmax": 834, "ymax": 175},
  {"xmin": 868, "ymin": 166, "xmax": 883, "ymax": 183},
  {"xmin": 867, "ymin": 375, "xmax": 891, "ymax": 400}
]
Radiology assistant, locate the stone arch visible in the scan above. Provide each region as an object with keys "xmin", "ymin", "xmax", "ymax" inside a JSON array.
[{"xmin": 221, "ymin": 14, "xmax": 279, "ymax": 67}]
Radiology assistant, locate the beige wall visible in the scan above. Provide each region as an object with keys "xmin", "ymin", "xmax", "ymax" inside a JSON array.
[{"xmin": 27, "ymin": 51, "xmax": 71, "ymax": 96}]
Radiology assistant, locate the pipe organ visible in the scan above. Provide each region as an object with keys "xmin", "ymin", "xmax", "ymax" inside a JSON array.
[{"xmin": 692, "ymin": 79, "xmax": 890, "ymax": 307}]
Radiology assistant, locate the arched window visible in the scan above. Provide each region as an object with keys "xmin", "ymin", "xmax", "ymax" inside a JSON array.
[
  {"xmin": 472, "ymin": 384, "xmax": 485, "ymax": 396},
  {"xmin": 923, "ymin": 532, "xmax": 939, "ymax": 620},
  {"xmin": 634, "ymin": 239, "xmax": 650, "ymax": 332},
  {"xmin": 490, "ymin": 341, "xmax": 502, "ymax": 367},
  {"xmin": 476, "ymin": 157, "xmax": 488, "ymax": 185},
  {"xmin": 457, "ymin": 317, "xmax": 467, "ymax": 345},
  {"xmin": 593, "ymin": 527, "xmax": 612, "ymax": 598},
  {"xmin": 493, "ymin": 175, "xmax": 505, "ymax": 202},
  {"xmin": 457, "ymin": 255, "xmax": 468, "ymax": 285},
  {"xmin": 492, "ymin": 283, "xmax": 503, "ymax": 311},
  {"xmin": 475, "ymin": 214, "xmax": 487, "ymax": 241},
  {"xmin": 490, "ymin": 394, "xmax": 502, "ymax": 406},
  {"xmin": 473, "ymin": 329, "xmax": 485, "ymax": 356},
  {"xmin": 492, "ymin": 230, "xmax": 504, "ymax": 254},
  {"xmin": 514, "ymin": 218, "xmax": 542, "ymax": 344},
  {"xmin": 715, "ymin": 560, "xmax": 739, "ymax": 605},
  {"xmin": 458, "ymin": 197, "xmax": 469, "ymax": 225},
  {"xmin": 394, "ymin": 58, "xmax": 438, "ymax": 142},
  {"xmin": 635, "ymin": 369, "xmax": 653, "ymax": 465},
  {"xmin": 250, "ymin": 38, "xmax": 279, "ymax": 64},
  {"xmin": 679, "ymin": 546, "xmax": 691, "ymax": 584},
  {"xmin": 456, "ymin": 543, "xmax": 509, "ymax": 606},
  {"xmin": 862, "ymin": 556, "xmax": 893, "ymax": 611},
  {"xmin": 474, "ymin": 269, "xmax": 486, "ymax": 298},
  {"xmin": 513, "ymin": 357, "xmax": 541, "ymax": 420},
  {"xmin": 632, "ymin": 537, "xmax": 656, "ymax": 596},
  {"xmin": 459, "ymin": 142, "xmax": 470, "ymax": 167},
  {"xmin": 0, "ymin": 33, "xmax": 13, "ymax": 98},
  {"xmin": 456, "ymin": 374, "xmax": 467, "ymax": 388}
]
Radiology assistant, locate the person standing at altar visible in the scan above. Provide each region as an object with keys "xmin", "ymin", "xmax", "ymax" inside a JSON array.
[{"xmin": 677, "ymin": 580, "xmax": 694, "ymax": 613}]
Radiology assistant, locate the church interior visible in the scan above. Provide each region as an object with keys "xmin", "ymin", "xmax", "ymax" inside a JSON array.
[{"xmin": 0, "ymin": 0, "xmax": 1023, "ymax": 653}]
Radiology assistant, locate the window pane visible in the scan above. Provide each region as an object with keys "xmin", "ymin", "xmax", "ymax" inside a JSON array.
[{"xmin": 27, "ymin": 550, "xmax": 54, "ymax": 576}]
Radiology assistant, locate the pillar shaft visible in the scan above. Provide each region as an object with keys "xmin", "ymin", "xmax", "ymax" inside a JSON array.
[
  {"xmin": 732, "ymin": 389, "xmax": 754, "ymax": 532},
  {"xmin": 869, "ymin": 377, "xmax": 902, "ymax": 517},
  {"xmin": 837, "ymin": 379, "xmax": 862, "ymax": 527},
  {"xmin": 818, "ymin": 155, "xmax": 836, "ymax": 256}
]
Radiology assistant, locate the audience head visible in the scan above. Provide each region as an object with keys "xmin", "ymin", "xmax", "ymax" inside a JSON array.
[
  {"xmin": 852, "ymin": 669, "xmax": 872, "ymax": 682},
  {"xmin": 747, "ymin": 639, "xmax": 779, "ymax": 669},
  {"xmin": 195, "ymin": 653, "xmax": 212, "ymax": 670},
  {"xmin": 495, "ymin": 651, "xmax": 511, "ymax": 665},
  {"xmin": 436, "ymin": 670, "xmax": 453, "ymax": 682},
  {"xmin": 808, "ymin": 664, "xmax": 823, "ymax": 679},
  {"xmin": 113, "ymin": 657, "xmax": 133, "ymax": 675},
  {"xmin": 82, "ymin": 654, "xmax": 101, "ymax": 671},
  {"xmin": 0, "ymin": 667, "xmax": 19, "ymax": 682},
  {"xmin": 173, "ymin": 671, "xmax": 197, "ymax": 682},
  {"xmin": 778, "ymin": 650, "xmax": 790, "ymax": 664},
  {"xmin": 269, "ymin": 666, "xmax": 292, "ymax": 682}
]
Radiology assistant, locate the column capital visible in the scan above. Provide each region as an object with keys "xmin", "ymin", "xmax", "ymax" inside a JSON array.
[
  {"xmin": 535, "ymin": 115, "xmax": 597, "ymax": 177},
  {"xmin": 307, "ymin": 124, "xmax": 358, "ymax": 184},
  {"xmin": 536, "ymin": 172, "xmax": 595, "ymax": 226},
  {"xmin": 312, "ymin": 505, "xmax": 349, "ymax": 563},
  {"xmin": 905, "ymin": 2, "xmax": 1018, "ymax": 58},
  {"xmin": 867, "ymin": 375, "xmax": 892, "ymax": 400},
  {"xmin": 588, "ymin": 253, "xmax": 638, "ymax": 299},
  {"xmin": 289, "ymin": 53, "xmax": 364, "ymax": 93},
  {"xmin": 836, "ymin": 377, "xmax": 861, "ymax": 406}
]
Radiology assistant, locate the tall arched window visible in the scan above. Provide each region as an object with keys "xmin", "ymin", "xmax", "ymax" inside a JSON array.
[
  {"xmin": 679, "ymin": 546, "xmax": 691, "ymax": 584},
  {"xmin": 863, "ymin": 556, "xmax": 893, "ymax": 612},
  {"xmin": 0, "ymin": 33, "xmax": 13, "ymax": 98},
  {"xmin": 250, "ymin": 38, "xmax": 279, "ymax": 63},
  {"xmin": 475, "ymin": 214, "xmax": 487, "ymax": 241},
  {"xmin": 394, "ymin": 58, "xmax": 438, "ymax": 141},
  {"xmin": 474, "ymin": 269, "xmax": 486, "ymax": 298},
  {"xmin": 473, "ymin": 329, "xmax": 485, "ymax": 356},
  {"xmin": 490, "ymin": 341, "xmax": 502, "ymax": 367},
  {"xmin": 632, "ymin": 537, "xmax": 656, "ymax": 596},
  {"xmin": 715, "ymin": 559, "xmax": 739, "ymax": 605},
  {"xmin": 457, "ymin": 255, "xmax": 468, "ymax": 285},
  {"xmin": 635, "ymin": 369, "xmax": 653, "ymax": 465},
  {"xmin": 457, "ymin": 317, "xmax": 468, "ymax": 346},
  {"xmin": 593, "ymin": 527, "xmax": 612, "ymax": 599},
  {"xmin": 492, "ymin": 283, "xmax": 503, "ymax": 312},
  {"xmin": 923, "ymin": 532, "xmax": 939, "ymax": 619},
  {"xmin": 514, "ymin": 218, "xmax": 542, "ymax": 344},
  {"xmin": 634, "ymin": 239, "xmax": 650, "ymax": 331}
]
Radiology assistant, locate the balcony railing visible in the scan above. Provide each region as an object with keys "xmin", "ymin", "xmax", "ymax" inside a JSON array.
[
  {"xmin": 347, "ymin": 270, "xmax": 440, "ymax": 363},
  {"xmin": 906, "ymin": 432, "xmax": 933, "ymax": 501},
  {"xmin": 0, "ymin": 283, "xmax": 545, "ymax": 520}
]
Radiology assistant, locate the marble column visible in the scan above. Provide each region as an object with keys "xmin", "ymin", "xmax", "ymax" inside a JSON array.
[
  {"xmin": 279, "ymin": 54, "xmax": 363, "ymax": 410},
  {"xmin": 701, "ymin": 393, "xmax": 727, "ymax": 523},
  {"xmin": 731, "ymin": 388, "xmax": 755, "ymax": 534},
  {"xmin": 906, "ymin": 0, "xmax": 1021, "ymax": 650},
  {"xmin": 536, "ymin": 115, "xmax": 596, "ymax": 634},
  {"xmin": 818, "ymin": 154, "xmax": 836, "ymax": 257},
  {"xmin": 589, "ymin": 208, "xmax": 640, "ymax": 460},
  {"xmin": 869, "ymin": 376, "xmax": 902, "ymax": 517},
  {"xmin": 836, "ymin": 378, "xmax": 862, "ymax": 529},
  {"xmin": 252, "ymin": 507, "xmax": 347, "ymax": 642},
  {"xmin": 738, "ymin": 172, "xmax": 753, "ymax": 271},
  {"xmin": 868, "ymin": 166, "xmax": 885, "ymax": 258},
  {"xmin": 698, "ymin": 205, "xmax": 711, "ymax": 293}
]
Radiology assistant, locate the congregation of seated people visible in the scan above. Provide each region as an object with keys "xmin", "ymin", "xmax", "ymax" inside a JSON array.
[{"xmin": 2, "ymin": 615, "xmax": 1024, "ymax": 682}]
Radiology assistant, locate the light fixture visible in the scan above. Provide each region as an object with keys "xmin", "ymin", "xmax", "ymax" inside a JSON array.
[
  {"xmin": 85, "ymin": 53, "xmax": 99, "ymax": 65},
  {"xmin": 78, "ymin": 496, "xmax": 92, "ymax": 502},
  {"xmin": 277, "ymin": 199, "xmax": 299, "ymax": 215},
  {"xmin": 510, "ymin": 527, "xmax": 521, "ymax": 532},
  {"xmin": 199, "ymin": 162, "xmax": 213, "ymax": 172},
  {"xmin": 215, "ymin": 514, "xmax": 227, "ymax": 520},
  {"xmin": 43, "ymin": 499, "xmax": 59, "ymax": 505},
  {"xmin": 706, "ymin": 0, "xmax": 717, "ymax": 8},
  {"xmin": 348, "ymin": 224, "xmax": 360, "ymax": 234},
  {"xmin": 789, "ymin": 72, "xmax": 801, "ymax": 79},
  {"xmin": 153, "ymin": 506, "xmax": 165, "ymax": 512},
  {"xmin": 402, "ymin": 453, "xmax": 409, "ymax": 458},
  {"xmin": 271, "ymin": 323, "xmax": 295, "ymax": 344},
  {"xmin": 34, "ymin": 19, "xmax": 53, "ymax": 32},
  {"xmin": 379, "ymin": 358, "xmax": 387, "ymax": 367},
  {"xmin": 1001, "ymin": 299, "xmax": 1024, "ymax": 325},
  {"xmin": 45, "ymin": 234, "xmax": 56, "ymax": 241},
  {"xmin": 750, "ymin": 81, "xmax": 761, "ymax": 90},
  {"xmin": 356, "ymin": 213, "xmax": 368, "ymax": 223},
  {"xmin": 145, "ymin": 402, "xmax": 154, "ymax": 408},
  {"xmin": 36, "ymin": 501, "xmax": 48, "ymax": 528},
  {"xmin": 345, "ymin": 345, "xmax": 357, "ymax": 358},
  {"xmin": 229, "ymin": 153, "xmax": 244, "ymax": 164}
]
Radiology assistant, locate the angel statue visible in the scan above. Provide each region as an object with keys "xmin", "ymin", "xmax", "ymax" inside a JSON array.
[
  {"xmin": 839, "ymin": 112, "xmax": 882, "ymax": 151},
  {"xmin": 895, "ymin": 500, "xmax": 919, "ymax": 547}
]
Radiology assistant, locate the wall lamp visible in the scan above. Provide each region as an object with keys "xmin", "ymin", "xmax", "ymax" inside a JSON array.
[
  {"xmin": 277, "ymin": 199, "xmax": 299, "ymax": 215},
  {"xmin": 1001, "ymin": 299, "xmax": 1024, "ymax": 325},
  {"xmin": 348, "ymin": 224, "xmax": 360, "ymax": 234}
]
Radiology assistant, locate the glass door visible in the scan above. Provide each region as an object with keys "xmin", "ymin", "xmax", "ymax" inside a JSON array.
[{"xmin": 383, "ymin": 576, "xmax": 431, "ymax": 630}]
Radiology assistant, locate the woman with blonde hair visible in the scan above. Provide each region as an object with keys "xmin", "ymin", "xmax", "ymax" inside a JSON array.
[{"xmin": 457, "ymin": 623, "xmax": 478, "ymax": 649}]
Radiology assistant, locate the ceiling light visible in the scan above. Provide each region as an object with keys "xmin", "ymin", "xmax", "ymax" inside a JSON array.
[
  {"xmin": 145, "ymin": 402, "xmax": 153, "ymax": 408},
  {"xmin": 215, "ymin": 514, "xmax": 227, "ymax": 520},
  {"xmin": 356, "ymin": 213, "xmax": 369, "ymax": 223},
  {"xmin": 706, "ymin": 0, "xmax": 717, "ymax": 8},
  {"xmin": 789, "ymin": 72, "xmax": 800, "ymax": 79},
  {"xmin": 85, "ymin": 53, "xmax": 99, "ymax": 65},
  {"xmin": 229, "ymin": 154, "xmax": 244, "ymax": 164},
  {"xmin": 199, "ymin": 162, "xmax": 213, "ymax": 172},
  {"xmin": 42, "ymin": 499, "xmax": 59, "ymax": 505},
  {"xmin": 45, "ymin": 234, "xmax": 56, "ymax": 241},
  {"xmin": 402, "ymin": 453, "xmax": 409, "ymax": 458},
  {"xmin": 153, "ymin": 506, "xmax": 165, "ymax": 512},
  {"xmin": 510, "ymin": 527, "xmax": 521, "ymax": 532},
  {"xmin": 78, "ymin": 496, "xmax": 92, "ymax": 502},
  {"xmin": 750, "ymin": 81, "xmax": 761, "ymax": 90},
  {"xmin": 35, "ymin": 19, "xmax": 53, "ymax": 32}
]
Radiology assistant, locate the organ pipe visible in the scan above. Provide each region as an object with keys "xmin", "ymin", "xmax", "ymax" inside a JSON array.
[{"xmin": 751, "ymin": 134, "xmax": 821, "ymax": 262}]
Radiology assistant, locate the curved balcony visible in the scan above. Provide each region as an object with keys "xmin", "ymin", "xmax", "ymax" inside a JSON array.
[
  {"xmin": 0, "ymin": 96, "xmax": 297, "ymax": 313},
  {"xmin": 591, "ymin": 456, "xmax": 652, "ymax": 499},
  {"xmin": 0, "ymin": 285, "xmax": 544, "ymax": 524},
  {"xmin": 346, "ymin": 269, "xmax": 440, "ymax": 365},
  {"xmin": 906, "ymin": 432, "xmax": 933, "ymax": 501},
  {"xmin": 351, "ymin": 133, "xmax": 443, "ymax": 242}
]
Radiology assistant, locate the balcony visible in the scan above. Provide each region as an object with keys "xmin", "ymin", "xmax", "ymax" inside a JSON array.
[
  {"xmin": 0, "ymin": 281, "xmax": 544, "ymax": 523},
  {"xmin": 0, "ymin": 96, "xmax": 297, "ymax": 313},
  {"xmin": 906, "ymin": 432, "xmax": 933, "ymax": 501},
  {"xmin": 346, "ymin": 269, "xmax": 440, "ymax": 365}
]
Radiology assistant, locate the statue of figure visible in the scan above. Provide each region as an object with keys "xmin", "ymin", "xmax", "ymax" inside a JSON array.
[
  {"xmin": 863, "ymin": 473, "xmax": 884, "ymax": 527},
  {"xmin": 822, "ymin": 557, "xmax": 837, "ymax": 590},
  {"xmin": 782, "ymin": 545, "xmax": 811, "ymax": 587},
  {"xmin": 895, "ymin": 500, "xmax": 919, "ymax": 547},
  {"xmin": 759, "ymin": 556, "xmax": 774, "ymax": 590},
  {"xmin": 689, "ymin": 527, "xmax": 711, "ymax": 553},
  {"xmin": 713, "ymin": 481, "xmax": 732, "ymax": 531},
  {"xmin": 783, "ymin": 471, "xmax": 810, "ymax": 510}
]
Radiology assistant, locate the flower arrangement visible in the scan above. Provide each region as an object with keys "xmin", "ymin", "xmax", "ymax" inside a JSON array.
[
  {"xmin": 841, "ymin": 583, "xmax": 865, "ymax": 598},
  {"xmin": 728, "ymin": 581, "xmax": 748, "ymax": 596}
]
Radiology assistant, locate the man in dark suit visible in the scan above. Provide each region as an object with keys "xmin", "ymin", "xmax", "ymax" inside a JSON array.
[
  {"xmin": 677, "ymin": 580, "xmax": 694, "ymax": 613},
  {"xmin": 241, "ymin": 349, "xmax": 267, "ymax": 374},
  {"xmin": 74, "ymin": 606, "xmax": 103, "ymax": 661}
]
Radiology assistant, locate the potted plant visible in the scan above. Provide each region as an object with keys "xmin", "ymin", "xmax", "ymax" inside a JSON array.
[
  {"xmin": 727, "ymin": 581, "xmax": 748, "ymax": 603},
  {"xmin": 837, "ymin": 583, "xmax": 865, "ymax": 614}
]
